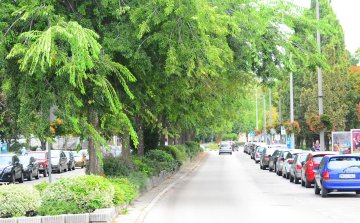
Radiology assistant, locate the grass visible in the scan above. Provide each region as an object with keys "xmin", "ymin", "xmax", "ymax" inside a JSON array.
[{"xmin": 201, "ymin": 143, "xmax": 219, "ymax": 150}]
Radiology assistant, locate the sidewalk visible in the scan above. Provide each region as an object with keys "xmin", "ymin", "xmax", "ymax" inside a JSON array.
[{"xmin": 114, "ymin": 151, "xmax": 209, "ymax": 223}]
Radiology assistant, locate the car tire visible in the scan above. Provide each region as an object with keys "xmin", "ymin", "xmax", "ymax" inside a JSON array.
[
  {"xmin": 230, "ymin": 152, "xmax": 232, "ymax": 155},
  {"xmin": 35, "ymin": 170, "xmax": 40, "ymax": 180},
  {"xmin": 295, "ymin": 177, "xmax": 300, "ymax": 184},
  {"xmin": 18, "ymin": 172, "xmax": 24, "ymax": 183},
  {"xmin": 282, "ymin": 173, "xmax": 286, "ymax": 178},
  {"xmin": 321, "ymin": 183, "xmax": 328, "ymax": 198},
  {"xmin": 81, "ymin": 163, "xmax": 84, "ymax": 168},
  {"xmin": 28, "ymin": 172, "xmax": 32, "ymax": 181},
  {"xmin": 356, "ymin": 191, "xmax": 360, "ymax": 195},
  {"xmin": 72, "ymin": 165, "xmax": 75, "ymax": 170},
  {"xmin": 305, "ymin": 175, "xmax": 311, "ymax": 188},
  {"xmin": 10, "ymin": 173, "xmax": 16, "ymax": 184},
  {"xmin": 43, "ymin": 169, "xmax": 48, "ymax": 177},
  {"xmin": 269, "ymin": 165, "xmax": 273, "ymax": 172},
  {"xmin": 314, "ymin": 182, "xmax": 320, "ymax": 195},
  {"xmin": 260, "ymin": 163, "xmax": 263, "ymax": 169},
  {"xmin": 64, "ymin": 166, "xmax": 67, "ymax": 172},
  {"xmin": 286, "ymin": 173, "xmax": 290, "ymax": 179},
  {"xmin": 290, "ymin": 174, "xmax": 294, "ymax": 183},
  {"xmin": 301, "ymin": 178, "xmax": 305, "ymax": 187}
]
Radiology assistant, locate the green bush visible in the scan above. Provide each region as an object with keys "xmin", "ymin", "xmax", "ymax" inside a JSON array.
[
  {"xmin": 184, "ymin": 142, "xmax": 202, "ymax": 158},
  {"xmin": 108, "ymin": 178, "xmax": 138, "ymax": 206},
  {"xmin": 131, "ymin": 157, "xmax": 154, "ymax": 177},
  {"xmin": 194, "ymin": 137, "xmax": 200, "ymax": 143},
  {"xmin": 145, "ymin": 150, "xmax": 178, "ymax": 174},
  {"xmin": 103, "ymin": 156, "xmax": 138, "ymax": 177},
  {"xmin": 222, "ymin": 133, "xmax": 238, "ymax": 141},
  {"xmin": 42, "ymin": 175, "xmax": 114, "ymax": 212},
  {"xmin": 36, "ymin": 201, "xmax": 86, "ymax": 216},
  {"xmin": 0, "ymin": 184, "xmax": 41, "ymax": 218},
  {"xmin": 34, "ymin": 181, "xmax": 50, "ymax": 195},
  {"xmin": 158, "ymin": 145, "xmax": 187, "ymax": 162}
]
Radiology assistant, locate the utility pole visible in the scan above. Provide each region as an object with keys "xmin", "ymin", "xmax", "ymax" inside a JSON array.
[
  {"xmin": 263, "ymin": 94, "xmax": 267, "ymax": 144},
  {"xmin": 279, "ymin": 99, "xmax": 282, "ymax": 143},
  {"xmin": 316, "ymin": 0, "xmax": 325, "ymax": 151},
  {"xmin": 290, "ymin": 52, "xmax": 295, "ymax": 149},
  {"xmin": 251, "ymin": 89, "xmax": 259, "ymax": 131},
  {"xmin": 269, "ymin": 89, "xmax": 272, "ymax": 144}
]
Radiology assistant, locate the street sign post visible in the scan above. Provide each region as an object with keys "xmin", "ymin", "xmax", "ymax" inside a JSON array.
[
  {"xmin": 287, "ymin": 137, "xmax": 291, "ymax": 149},
  {"xmin": 281, "ymin": 126, "xmax": 286, "ymax": 135},
  {"xmin": 250, "ymin": 131, "xmax": 255, "ymax": 137}
]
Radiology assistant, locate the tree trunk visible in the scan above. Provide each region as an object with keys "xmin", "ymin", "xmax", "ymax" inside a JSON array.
[
  {"xmin": 174, "ymin": 133, "xmax": 177, "ymax": 145},
  {"xmin": 25, "ymin": 135, "xmax": 30, "ymax": 150},
  {"xmin": 136, "ymin": 114, "xmax": 145, "ymax": 157},
  {"xmin": 159, "ymin": 116, "xmax": 166, "ymax": 146},
  {"xmin": 216, "ymin": 134, "xmax": 222, "ymax": 143},
  {"xmin": 41, "ymin": 141, "xmax": 46, "ymax": 151},
  {"xmin": 88, "ymin": 107, "xmax": 102, "ymax": 175},
  {"xmin": 185, "ymin": 129, "xmax": 191, "ymax": 142},
  {"xmin": 122, "ymin": 128, "xmax": 131, "ymax": 157},
  {"xmin": 296, "ymin": 136, "xmax": 301, "ymax": 147}
]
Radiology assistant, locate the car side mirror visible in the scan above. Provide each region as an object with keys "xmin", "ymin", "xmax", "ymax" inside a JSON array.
[{"xmin": 14, "ymin": 161, "xmax": 19, "ymax": 165}]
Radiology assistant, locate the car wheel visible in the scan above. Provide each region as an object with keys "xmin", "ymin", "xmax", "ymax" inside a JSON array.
[
  {"xmin": 314, "ymin": 181, "xmax": 320, "ymax": 195},
  {"xmin": 269, "ymin": 166, "xmax": 273, "ymax": 172},
  {"xmin": 81, "ymin": 163, "xmax": 84, "ymax": 168},
  {"xmin": 282, "ymin": 172, "xmax": 286, "ymax": 178},
  {"xmin": 294, "ymin": 177, "xmax": 300, "ymax": 184},
  {"xmin": 35, "ymin": 170, "xmax": 40, "ymax": 180},
  {"xmin": 286, "ymin": 173, "xmax": 290, "ymax": 179},
  {"xmin": 219, "ymin": 153, "xmax": 221, "ymax": 155},
  {"xmin": 72, "ymin": 164, "xmax": 75, "ymax": 170},
  {"xmin": 290, "ymin": 174, "xmax": 294, "ymax": 183},
  {"xmin": 356, "ymin": 191, "xmax": 360, "ymax": 195},
  {"xmin": 230, "ymin": 152, "xmax": 232, "ymax": 155},
  {"xmin": 321, "ymin": 183, "xmax": 328, "ymax": 198},
  {"xmin": 18, "ymin": 172, "xmax": 24, "ymax": 183},
  {"xmin": 10, "ymin": 173, "xmax": 15, "ymax": 184},
  {"xmin": 28, "ymin": 172, "xmax": 33, "ymax": 181},
  {"xmin": 301, "ymin": 178, "xmax": 305, "ymax": 187},
  {"xmin": 64, "ymin": 166, "xmax": 67, "ymax": 172},
  {"xmin": 43, "ymin": 169, "xmax": 48, "ymax": 177},
  {"xmin": 305, "ymin": 175, "xmax": 311, "ymax": 188},
  {"xmin": 260, "ymin": 163, "xmax": 263, "ymax": 169}
]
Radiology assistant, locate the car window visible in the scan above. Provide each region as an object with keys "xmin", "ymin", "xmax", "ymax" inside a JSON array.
[
  {"xmin": 220, "ymin": 143, "xmax": 230, "ymax": 147},
  {"xmin": 305, "ymin": 154, "xmax": 311, "ymax": 162},
  {"xmin": 28, "ymin": 153, "xmax": 46, "ymax": 159},
  {"xmin": 51, "ymin": 150, "xmax": 61, "ymax": 158},
  {"xmin": 320, "ymin": 157, "xmax": 326, "ymax": 169},
  {"xmin": 257, "ymin": 147, "xmax": 264, "ymax": 153},
  {"xmin": 299, "ymin": 155, "xmax": 307, "ymax": 163},
  {"xmin": 282, "ymin": 152, "xmax": 289, "ymax": 158},
  {"xmin": 328, "ymin": 157, "xmax": 360, "ymax": 169},
  {"xmin": 0, "ymin": 156, "xmax": 13, "ymax": 165},
  {"xmin": 266, "ymin": 148, "xmax": 276, "ymax": 155},
  {"xmin": 19, "ymin": 156, "xmax": 30, "ymax": 165},
  {"xmin": 312, "ymin": 155, "xmax": 325, "ymax": 163}
]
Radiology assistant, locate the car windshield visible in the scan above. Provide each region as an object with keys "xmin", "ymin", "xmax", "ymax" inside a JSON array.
[
  {"xmin": 64, "ymin": 152, "xmax": 71, "ymax": 159},
  {"xmin": 292, "ymin": 154, "xmax": 297, "ymax": 159},
  {"xmin": 51, "ymin": 150, "xmax": 61, "ymax": 158},
  {"xmin": 328, "ymin": 157, "xmax": 360, "ymax": 169},
  {"xmin": 312, "ymin": 155, "xmax": 325, "ymax": 163},
  {"xmin": 19, "ymin": 156, "xmax": 30, "ymax": 165},
  {"xmin": 220, "ymin": 143, "xmax": 230, "ymax": 147},
  {"xmin": 73, "ymin": 152, "xmax": 82, "ymax": 157},
  {"xmin": 28, "ymin": 153, "xmax": 46, "ymax": 160},
  {"xmin": 257, "ymin": 148, "xmax": 264, "ymax": 153},
  {"xmin": 0, "ymin": 156, "xmax": 12, "ymax": 165},
  {"xmin": 282, "ymin": 152, "xmax": 289, "ymax": 158},
  {"xmin": 266, "ymin": 148, "xmax": 276, "ymax": 155},
  {"xmin": 299, "ymin": 155, "xmax": 307, "ymax": 162}
]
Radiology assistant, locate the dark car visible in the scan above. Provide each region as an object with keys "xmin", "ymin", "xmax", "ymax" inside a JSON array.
[
  {"xmin": 260, "ymin": 148, "xmax": 277, "ymax": 170},
  {"xmin": 268, "ymin": 149, "xmax": 287, "ymax": 173},
  {"xmin": 0, "ymin": 154, "xmax": 24, "ymax": 184},
  {"xmin": 64, "ymin": 151, "xmax": 75, "ymax": 171},
  {"xmin": 50, "ymin": 150, "xmax": 68, "ymax": 173},
  {"xmin": 25, "ymin": 151, "xmax": 50, "ymax": 177},
  {"xmin": 19, "ymin": 156, "xmax": 40, "ymax": 181}
]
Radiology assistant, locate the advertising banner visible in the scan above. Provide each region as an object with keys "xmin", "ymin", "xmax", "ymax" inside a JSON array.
[
  {"xmin": 351, "ymin": 129, "xmax": 360, "ymax": 154},
  {"xmin": 332, "ymin": 132, "xmax": 351, "ymax": 154}
]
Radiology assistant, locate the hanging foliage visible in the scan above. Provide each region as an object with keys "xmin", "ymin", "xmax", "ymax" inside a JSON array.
[
  {"xmin": 285, "ymin": 121, "xmax": 301, "ymax": 135},
  {"xmin": 307, "ymin": 114, "xmax": 335, "ymax": 133}
]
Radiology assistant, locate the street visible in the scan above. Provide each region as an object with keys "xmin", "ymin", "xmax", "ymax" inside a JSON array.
[
  {"xmin": 0, "ymin": 167, "xmax": 85, "ymax": 187},
  {"xmin": 143, "ymin": 149, "xmax": 360, "ymax": 223}
]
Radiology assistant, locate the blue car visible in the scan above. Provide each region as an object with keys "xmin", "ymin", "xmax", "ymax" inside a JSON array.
[{"xmin": 314, "ymin": 155, "xmax": 360, "ymax": 198}]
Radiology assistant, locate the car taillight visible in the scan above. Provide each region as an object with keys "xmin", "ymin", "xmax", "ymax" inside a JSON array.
[
  {"xmin": 265, "ymin": 155, "xmax": 270, "ymax": 158},
  {"xmin": 256, "ymin": 153, "xmax": 259, "ymax": 157},
  {"xmin": 323, "ymin": 171, "xmax": 330, "ymax": 180},
  {"xmin": 230, "ymin": 147, "xmax": 232, "ymax": 150},
  {"xmin": 279, "ymin": 158, "xmax": 284, "ymax": 162},
  {"xmin": 219, "ymin": 147, "xmax": 222, "ymax": 149},
  {"xmin": 296, "ymin": 165, "xmax": 302, "ymax": 170},
  {"xmin": 288, "ymin": 159, "xmax": 294, "ymax": 163}
]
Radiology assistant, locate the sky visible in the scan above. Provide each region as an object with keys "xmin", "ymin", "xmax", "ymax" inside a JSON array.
[{"xmin": 291, "ymin": 0, "xmax": 360, "ymax": 54}]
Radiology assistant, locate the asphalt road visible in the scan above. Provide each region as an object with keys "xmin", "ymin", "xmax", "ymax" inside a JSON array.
[
  {"xmin": 0, "ymin": 167, "xmax": 85, "ymax": 187},
  {"xmin": 143, "ymin": 148, "xmax": 360, "ymax": 223}
]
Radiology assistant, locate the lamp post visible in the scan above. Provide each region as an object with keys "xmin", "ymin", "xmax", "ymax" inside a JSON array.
[
  {"xmin": 269, "ymin": 89, "xmax": 272, "ymax": 144},
  {"xmin": 263, "ymin": 94, "xmax": 267, "ymax": 144},
  {"xmin": 251, "ymin": 89, "xmax": 259, "ymax": 131},
  {"xmin": 290, "ymin": 52, "xmax": 295, "ymax": 149},
  {"xmin": 316, "ymin": 0, "xmax": 325, "ymax": 151}
]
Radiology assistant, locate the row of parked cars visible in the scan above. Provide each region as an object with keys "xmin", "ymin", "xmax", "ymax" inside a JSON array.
[
  {"xmin": 0, "ymin": 149, "xmax": 88, "ymax": 184},
  {"xmin": 244, "ymin": 142, "xmax": 360, "ymax": 198}
]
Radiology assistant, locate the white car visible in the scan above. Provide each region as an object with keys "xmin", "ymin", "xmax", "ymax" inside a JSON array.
[{"xmin": 219, "ymin": 142, "xmax": 232, "ymax": 155}]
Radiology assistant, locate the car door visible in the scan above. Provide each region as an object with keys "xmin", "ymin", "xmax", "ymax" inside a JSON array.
[
  {"xmin": 13, "ymin": 155, "xmax": 21, "ymax": 178},
  {"xmin": 291, "ymin": 155, "xmax": 298, "ymax": 176},
  {"xmin": 30, "ymin": 157, "xmax": 36, "ymax": 175},
  {"xmin": 315, "ymin": 157, "xmax": 326, "ymax": 185},
  {"xmin": 302, "ymin": 154, "xmax": 311, "ymax": 180}
]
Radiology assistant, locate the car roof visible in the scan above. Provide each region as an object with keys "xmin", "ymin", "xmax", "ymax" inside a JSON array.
[
  {"xmin": 26, "ymin": 151, "xmax": 47, "ymax": 153},
  {"xmin": 325, "ymin": 154, "xmax": 360, "ymax": 159},
  {"xmin": 0, "ymin": 154, "xmax": 15, "ymax": 157},
  {"xmin": 310, "ymin": 151, "xmax": 338, "ymax": 155}
]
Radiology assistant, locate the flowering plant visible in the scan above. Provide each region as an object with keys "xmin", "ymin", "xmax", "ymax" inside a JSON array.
[
  {"xmin": 307, "ymin": 114, "xmax": 335, "ymax": 133},
  {"xmin": 254, "ymin": 130, "xmax": 262, "ymax": 136},
  {"xmin": 274, "ymin": 123, "xmax": 281, "ymax": 134},
  {"xmin": 285, "ymin": 121, "xmax": 301, "ymax": 135},
  {"xmin": 266, "ymin": 125, "xmax": 274, "ymax": 135}
]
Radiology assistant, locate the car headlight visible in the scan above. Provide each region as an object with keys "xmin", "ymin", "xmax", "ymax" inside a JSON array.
[
  {"xmin": 3, "ymin": 168, "xmax": 12, "ymax": 173},
  {"xmin": 39, "ymin": 164, "xmax": 44, "ymax": 168}
]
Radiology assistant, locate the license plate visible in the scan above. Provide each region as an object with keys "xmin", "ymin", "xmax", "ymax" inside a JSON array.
[{"xmin": 339, "ymin": 174, "xmax": 356, "ymax": 179}]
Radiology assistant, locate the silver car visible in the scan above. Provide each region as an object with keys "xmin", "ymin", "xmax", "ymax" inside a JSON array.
[
  {"xmin": 219, "ymin": 142, "xmax": 232, "ymax": 155},
  {"xmin": 289, "ymin": 153, "xmax": 309, "ymax": 184},
  {"xmin": 281, "ymin": 150, "xmax": 305, "ymax": 179},
  {"xmin": 260, "ymin": 148, "xmax": 277, "ymax": 170},
  {"xmin": 254, "ymin": 147, "xmax": 265, "ymax": 163},
  {"xmin": 275, "ymin": 150, "xmax": 292, "ymax": 176}
]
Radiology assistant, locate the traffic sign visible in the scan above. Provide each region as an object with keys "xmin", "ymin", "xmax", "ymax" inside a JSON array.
[
  {"xmin": 287, "ymin": 137, "xmax": 291, "ymax": 149},
  {"xmin": 271, "ymin": 128, "xmax": 276, "ymax": 134},
  {"xmin": 267, "ymin": 134, "xmax": 270, "ymax": 139},
  {"xmin": 250, "ymin": 131, "xmax": 255, "ymax": 137},
  {"xmin": 281, "ymin": 126, "xmax": 286, "ymax": 135},
  {"xmin": 1, "ymin": 143, "xmax": 7, "ymax": 154}
]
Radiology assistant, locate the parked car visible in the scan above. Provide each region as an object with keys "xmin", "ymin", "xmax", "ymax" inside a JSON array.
[
  {"xmin": 251, "ymin": 143, "xmax": 267, "ymax": 159},
  {"xmin": 275, "ymin": 150, "xmax": 292, "ymax": 176},
  {"xmin": 301, "ymin": 151, "xmax": 338, "ymax": 188},
  {"xmin": 260, "ymin": 148, "xmax": 277, "ymax": 170},
  {"xmin": 0, "ymin": 154, "xmax": 24, "ymax": 183},
  {"xmin": 222, "ymin": 141, "xmax": 238, "ymax": 152},
  {"xmin": 64, "ymin": 151, "xmax": 76, "ymax": 171},
  {"xmin": 50, "ymin": 150, "xmax": 68, "ymax": 173},
  {"xmin": 25, "ymin": 151, "xmax": 49, "ymax": 177},
  {"xmin": 289, "ymin": 153, "xmax": 309, "ymax": 184},
  {"xmin": 19, "ymin": 156, "xmax": 39, "ymax": 181},
  {"xmin": 73, "ymin": 151, "xmax": 86, "ymax": 168},
  {"xmin": 79, "ymin": 149, "xmax": 89, "ymax": 165},
  {"xmin": 219, "ymin": 141, "xmax": 233, "ymax": 155},
  {"xmin": 247, "ymin": 143, "xmax": 255, "ymax": 156},
  {"xmin": 282, "ymin": 150, "xmax": 308, "ymax": 179},
  {"xmin": 268, "ymin": 149, "xmax": 287, "ymax": 173},
  {"xmin": 243, "ymin": 143, "xmax": 249, "ymax": 153},
  {"xmin": 254, "ymin": 147, "xmax": 265, "ymax": 163},
  {"xmin": 314, "ymin": 155, "xmax": 360, "ymax": 197}
]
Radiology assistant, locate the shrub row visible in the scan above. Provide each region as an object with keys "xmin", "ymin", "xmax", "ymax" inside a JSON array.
[{"xmin": 222, "ymin": 133, "xmax": 239, "ymax": 141}]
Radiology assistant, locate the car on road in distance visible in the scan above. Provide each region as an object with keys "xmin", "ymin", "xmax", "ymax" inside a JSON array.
[
  {"xmin": 219, "ymin": 142, "xmax": 233, "ymax": 155},
  {"xmin": 289, "ymin": 153, "xmax": 309, "ymax": 184},
  {"xmin": 301, "ymin": 151, "xmax": 338, "ymax": 188},
  {"xmin": 51, "ymin": 150, "xmax": 68, "ymax": 173},
  {"xmin": 19, "ymin": 156, "xmax": 39, "ymax": 181},
  {"xmin": 282, "ymin": 150, "xmax": 307, "ymax": 179},
  {"xmin": 79, "ymin": 149, "xmax": 89, "ymax": 165},
  {"xmin": 73, "ymin": 151, "xmax": 86, "ymax": 168},
  {"xmin": 25, "ymin": 151, "xmax": 49, "ymax": 177},
  {"xmin": 222, "ymin": 141, "xmax": 238, "ymax": 152},
  {"xmin": 260, "ymin": 148, "xmax": 277, "ymax": 170},
  {"xmin": 0, "ymin": 154, "xmax": 24, "ymax": 184},
  {"xmin": 254, "ymin": 147, "xmax": 265, "ymax": 163},
  {"xmin": 268, "ymin": 149, "xmax": 287, "ymax": 173},
  {"xmin": 64, "ymin": 151, "xmax": 76, "ymax": 171},
  {"xmin": 314, "ymin": 155, "xmax": 360, "ymax": 198}
]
